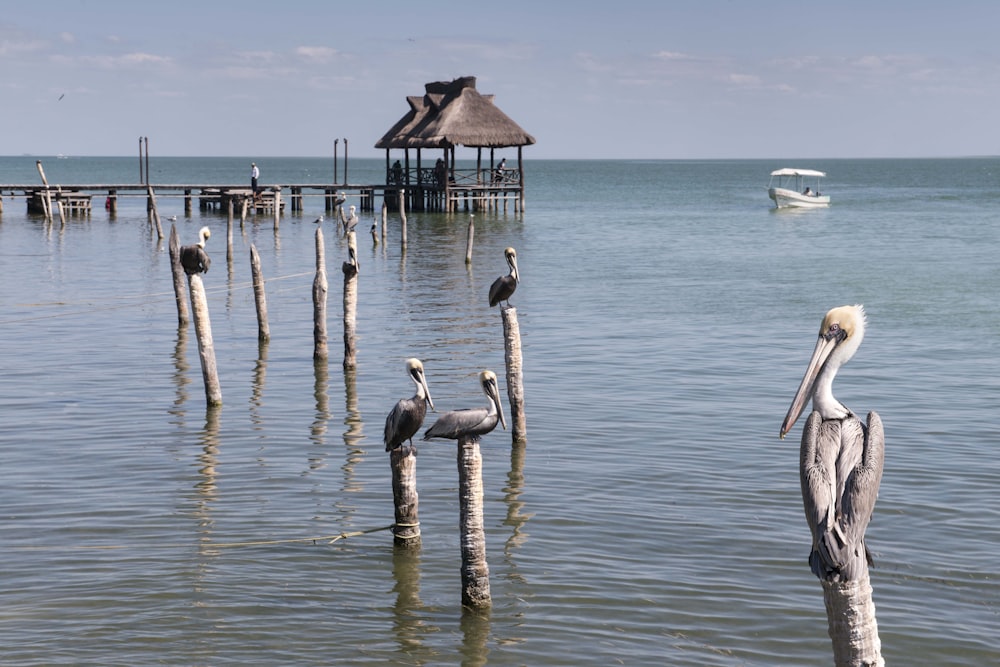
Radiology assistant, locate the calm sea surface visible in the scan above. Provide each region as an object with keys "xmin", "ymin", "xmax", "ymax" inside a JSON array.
[{"xmin": 1, "ymin": 156, "xmax": 998, "ymax": 665}]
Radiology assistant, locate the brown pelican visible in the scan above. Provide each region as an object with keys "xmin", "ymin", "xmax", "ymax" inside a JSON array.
[
  {"xmin": 180, "ymin": 226, "xmax": 211, "ymax": 275},
  {"xmin": 384, "ymin": 358, "xmax": 435, "ymax": 452},
  {"xmin": 488, "ymin": 247, "xmax": 519, "ymax": 308},
  {"xmin": 780, "ymin": 305, "xmax": 884, "ymax": 582},
  {"xmin": 423, "ymin": 370, "xmax": 506, "ymax": 440},
  {"xmin": 341, "ymin": 204, "xmax": 359, "ymax": 234}
]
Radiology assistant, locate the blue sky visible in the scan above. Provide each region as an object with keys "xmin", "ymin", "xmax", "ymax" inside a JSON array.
[{"xmin": 2, "ymin": 0, "xmax": 998, "ymax": 159}]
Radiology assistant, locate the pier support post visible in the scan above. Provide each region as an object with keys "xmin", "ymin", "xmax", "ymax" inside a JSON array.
[
  {"xmin": 465, "ymin": 214, "xmax": 475, "ymax": 265},
  {"xmin": 250, "ymin": 244, "xmax": 270, "ymax": 342}
]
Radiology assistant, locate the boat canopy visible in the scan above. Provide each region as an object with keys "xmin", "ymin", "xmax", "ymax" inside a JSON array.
[{"xmin": 770, "ymin": 168, "xmax": 826, "ymax": 178}]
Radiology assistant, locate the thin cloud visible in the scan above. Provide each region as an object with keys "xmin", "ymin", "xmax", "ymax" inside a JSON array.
[{"xmin": 296, "ymin": 45, "xmax": 337, "ymax": 63}]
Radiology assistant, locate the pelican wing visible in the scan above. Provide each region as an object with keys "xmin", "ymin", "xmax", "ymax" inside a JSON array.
[
  {"xmin": 837, "ymin": 411, "xmax": 884, "ymax": 569},
  {"xmin": 384, "ymin": 398, "xmax": 426, "ymax": 451},
  {"xmin": 423, "ymin": 407, "xmax": 492, "ymax": 440}
]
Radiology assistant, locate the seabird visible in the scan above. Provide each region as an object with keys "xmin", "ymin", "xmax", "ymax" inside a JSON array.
[
  {"xmin": 384, "ymin": 358, "xmax": 435, "ymax": 452},
  {"xmin": 179, "ymin": 226, "xmax": 211, "ymax": 275},
  {"xmin": 488, "ymin": 247, "xmax": 519, "ymax": 308},
  {"xmin": 423, "ymin": 370, "xmax": 506, "ymax": 440}
]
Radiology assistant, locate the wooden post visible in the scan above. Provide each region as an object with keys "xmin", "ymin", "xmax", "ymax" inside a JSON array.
[
  {"xmin": 502, "ymin": 306, "xmax": 527, "ymax": 444},
  {"xmin": 36, "ymin": 160, "xmax": 52, "ymax": 221},
  {"xmin": 465, "ymin": 214, "xmax": 475, "ymax": 265},
  {"xmin": 342, "ymin": 231, "xmax": 358, "ymax": 369},
  {"xmin": 390, "ymin": 446, "xmax": 421, "ymax": 548},
  {"xmin": 226, "ymin": 199, "xmax": 234, "ymax": 265},
  {"xmin": 240, "ymin": 197, "xmax": 248, "ymax": 227},
  {"xmin": 188, "ymin": 273, "xmax": 222, "ymax": 406},
  {"xmin": 168, "ymin": 225, "xmax": 190, "ymax": 326},
  {"xmin": 147, "ymin": 184, "xmax": 164, "ymax": 239},
  {"xmin": 312, "ymin": 228, "xmax": 328, "ymax": 361},
  {"xmin": 273, "ymin": 188, "xmax": 281, "ymax": 230},
  {"xmin": 822, "ymin": 571, "xmax": 884, "ymax": 667},
  {"xmin": 458, "ymin": 434, "xmax": 491, "ymax": 608},
  {"xmin": 399, "ymin": 188, "xmax": 407, "ymax": 251},
  {"xmin": 184, "ymin": 189, "xmax": 192, "ymax": 216},
  {"xmin": 250, "ymin": 244, "xmax": 270, "ymax": 342},
  {"xmin": 56, "ymin": 200, "xmax": 66, "ymax": 225},
  {"xmin": 381, "ymin": 201, "xmax": 388, "ymax": 245}
]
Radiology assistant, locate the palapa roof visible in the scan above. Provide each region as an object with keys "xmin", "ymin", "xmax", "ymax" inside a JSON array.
[{"xmin": 375, "ymin": 76, "xmax": 535, "ymax": 150}]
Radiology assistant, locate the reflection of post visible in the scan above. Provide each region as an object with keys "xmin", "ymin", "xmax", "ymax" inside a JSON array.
[
  {"xmin": 195, "ymin": 406, "xmax": 221, "ymax": 564},
  {"xmin": 311, "ymin": 357, "xmax": 331, "ymax": 445},
  {"xmin": 502, "ymin": 307, "xmax": 527, "ymax": 444},
  {"xmin": 503, "ymin": 440, "xmax": 531, "ymax": 554},
  {"xmin": 391, "ymin": 547, "xmax": 426, "ymax": 654},
  {"xmin": 341, "ymin": 366, "xmax": 364, "ymax": 495},
  {"xmin": 458, "ymin": 434, "xmax": 491, "ymax": 608},
  {"xmin": 170, "ymin": 325, "xmax": 191, "ymax": 417},
  {"xmin": 250, "ymin": 340, "xmax": 268, "ymax": 428},
  {"xmin": 459, "ymin": 605, "xmax": 491, "ymax": 667}
]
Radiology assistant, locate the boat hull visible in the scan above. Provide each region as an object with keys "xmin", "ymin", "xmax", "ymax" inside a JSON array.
[{"xmin": 768, "ymin": 187, "xmax": 830, "ymax": 209}]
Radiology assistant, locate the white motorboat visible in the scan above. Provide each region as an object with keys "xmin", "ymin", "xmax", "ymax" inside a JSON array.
[{"xmin": 767, "ymin": 168, "xmax": 830, "ymax": 208}]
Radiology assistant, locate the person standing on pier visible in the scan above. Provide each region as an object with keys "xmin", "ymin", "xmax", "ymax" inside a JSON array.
[{"xmin": 251, "ymin": 162, "xmax": 260, "ymax": 199}]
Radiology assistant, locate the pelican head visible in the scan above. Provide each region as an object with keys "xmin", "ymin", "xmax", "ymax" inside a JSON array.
[
  {"xmin": 504, "ymin": 247, "xmax": 519, "ymax": 283},
  {"xmin": 407, "ymin": 358, "xmax": 434, "ymax": 411},
  {"xmin": 481, "ymin": 369, "xmax": 507, "ymax": 431},
  {"xmin": 197, "ymin": 226, "xmax": 211, "ymax": 247},
  {"xmin": 780, "ymin": 304, "xmax": 866, "ymax": 439}
]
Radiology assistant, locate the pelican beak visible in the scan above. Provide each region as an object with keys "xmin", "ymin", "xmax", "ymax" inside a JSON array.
[
  {"xmin": 421, "ymin": 377, "xmax": 435, "ymax": 412},
  {"xmin": 779, "ymin": 333, "xmax": 839, "ymax": 439},
  {"xmin": 487, "ymin": 377, "xmax": 507, "ymax": 431}
]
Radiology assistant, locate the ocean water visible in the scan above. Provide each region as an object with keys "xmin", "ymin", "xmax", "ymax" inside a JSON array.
[{"xmin": 0, "ymin": 155, "xmax": 997, "ymax": 665}]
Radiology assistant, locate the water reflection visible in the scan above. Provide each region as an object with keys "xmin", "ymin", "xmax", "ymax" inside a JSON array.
[
  {"xmin": 195, "ymin": 406, "xmax": 221, "ymax": 563},
  {"xmin": 503, "ymin": 441, "xmax": 532, "ymax": 579},
  {"xmin": 170, "ymin": 325, "xmax": 191, "ymax": 422},
  {"xmin": 308, "ymin": 358, "xmax": 331, "ymax": 473},
  {"xmin": 390, "ymin": 546, "xmax": 429, "ymax": 655},
  {"xmin": 249, "ymin": 340, "xmax": 268, "ymax": 429},
  {"xmin": 340, "ymin": 367, "xmax": 364, "ymax": 493},
  {"xmin": 459, "ymin": 606, "xmax": 491, "ymax": 667}
]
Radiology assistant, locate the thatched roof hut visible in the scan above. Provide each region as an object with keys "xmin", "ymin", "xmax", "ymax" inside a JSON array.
[
  {"xmin": 375, "ymin": 76, "xmax": 535, "ymax": 150},
  {"xmin": 375, "ymin": 77, "xmax": 534, "ymax": 212}
]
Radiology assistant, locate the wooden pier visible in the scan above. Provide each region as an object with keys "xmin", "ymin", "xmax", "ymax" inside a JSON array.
[{"xmin": 0, "ymin": 175, "xmax": 524, "ymax": 217}]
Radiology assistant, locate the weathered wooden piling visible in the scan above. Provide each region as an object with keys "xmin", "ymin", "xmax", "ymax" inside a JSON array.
[
  {"xmin": 458, "ymin": 434, "xmax": 491, "ymax": 608},
  {"xmin": 168, "ymin": 225, "xmax": 190, "ymax": 326},
  {"xmin": 342, "ymin": 230, "xmax": 359, "ymax": 369},
  {"xmin": 390, "ymin": 446, "xmax": 421, "ymax": 548},
  {"xmin": 273, "ymin": 189, "xmax": 281, "ymax": 230},
  {"xmin": 465, "ymin": 214, "xmax": 475, "ymax": 264},
  {"xmin": 501, "ymin": 306, "xmax": 527, "ymax": 444},
  {"xmin": 35, "ymin": 160, "xmax": 52, "ymax": 221},
  {"xmin": 226, "ymin": 200, "xmax": 234, "ymax": 264},
  {"xmin": 399, "ymin": 189, "xmax": 407, "ymax": 250},
  {"xmin": 250, "ymin": 244, "xmax": 270, "ymax": 342},
  {"xmin": 822, "ymin": 570, "xmax": 884, "ymax": 667},
  {"xmin": 188, "ymin": 273, "xmax": 222, "ymax": 406},
  {"xmin": 312, "ymin": 228, "xmax": 328, "ymax": 361},
  {"xmin": 147, "ymin": 184, "xmax": 164, "ymax": 240},
  {"xmin": 381, "ymin": 201, "xmax": 388, "ymax": 245}
]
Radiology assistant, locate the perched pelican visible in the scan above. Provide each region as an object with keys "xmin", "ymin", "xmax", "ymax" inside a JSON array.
[
  {"xmin": 423, "ymin": 370, "xmax": 506, "ymax": 440},
  {"xmin": 384, "ymin": 358, "xmax": 435, "ymax": 452},
  {"xmin": 488, "ymin": 247, "xmax": 519, "ymax": 308},
  {"xmin": 180, "ymin": 226, "xmax": 211, "ymax": 275},
  {"xmin": 340, "ymin": 204, "xmax": 359, "ymax": 234},
  {"xmin": 780, "ymin": 305, "xmax": 884, "ymax": 582}
]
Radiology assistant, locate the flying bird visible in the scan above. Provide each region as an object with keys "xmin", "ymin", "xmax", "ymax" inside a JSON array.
[
  {"xmin": 179, "ymin": 226, "xmax": 211, "ymax": 275},
  {"xmin": 488, "ymin": 247, "xmax": 519, "ymax": 308},
  {"xmin": 423, "ymin": 370, "xmax": 506, "ymax": 440},
  {"xmin": 384, "ymin": 358, "xmax": 435, "ymax": 452},
  {"xmin": 58, "ymin": 93, "xmax": 65, "ymax": 101},
  {"xmin": 780, "ymin": 304, "xmax": 884, "ymax": 582}
]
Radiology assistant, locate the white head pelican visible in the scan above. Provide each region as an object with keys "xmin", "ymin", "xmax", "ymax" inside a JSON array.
[
  {"xmin": 423, "ymin": 370, "xmax": 506, "ymax": 440},
  {"xmin": 384, "ymin": 358, "xmax": 434, "ymax": 452},
  {"xmin": 342, "ymin": 204, "xmax": 359, "ymax": 234},
  {"xmin": 488, "ymin": 247, "xmax": 519, "ymax": 308},
  {"xmin": 180, "ymin": 226, "xmax": 211, "ymax": 275},
  {"xmin": 780, "ymin": 305, "xmax": 884, "ymax": 582}
]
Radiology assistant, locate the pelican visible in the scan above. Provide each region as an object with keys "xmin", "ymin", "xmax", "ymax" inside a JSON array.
[
  {"xmin": 384, "ymin": 358, "xmax": 435, "ymax": 452},
  {"xmin": 488, "ymin": 247, "xmax": 519, "ymax": 308},
  {"xmin": 780, "ymin": 305, "xmax": 884, "ymax": 582},
  {"xmin": 423, "ymin": 370, "xmax": 506, "ymax": 440},
  {"xmin": 341, "ymin": 204, "xmax": 359, "ymax": 234},
  {"xmin": 179, "ymin": 226, "xmax": 211, "ymax": 275}
]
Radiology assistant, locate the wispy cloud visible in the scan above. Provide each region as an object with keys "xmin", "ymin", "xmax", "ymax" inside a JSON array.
[{"xmin": 296, "ymin": 45, "xmax": 337, "ymax": 63}]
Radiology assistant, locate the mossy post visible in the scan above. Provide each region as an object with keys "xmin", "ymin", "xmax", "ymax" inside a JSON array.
[
  {"xmin": 168, "ymin": 224, "xmax": 190, "ymax": 326},
  {"xmin": 188, "ymin": 273, "xmax": 222, "ymax": 406},
  {"xmin": 501, "ymin": 306, "xmax": 527, "ymax": 444},
  {"xmin": 250, "ymin": 244, "xmax": 270, "ymax": 342},
  {"xmin": 312, "ymin": 227, "xmax": 328, "ymax": 361},
  {"xmin": 457, "ymin": 434, "xmax": 491, "ymax": 608},
  {"xmin": 390, "ymin": 445, "xmax": 421, "ymax": 548}
]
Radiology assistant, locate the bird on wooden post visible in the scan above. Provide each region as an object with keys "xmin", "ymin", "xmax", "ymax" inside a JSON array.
[
  {"xmin": 488, "ymin": 247, "xmax": 519, "ymax": 308},
  {"xmin": 384, "ymin": 359, "xmax": 435, "ymax": 452},
  {"xmin": 780, "ymin": 304, "xmax": 884, "ymax": 583},
  {"xmin": 180, "ymin": 226, "xmax": 211, "ymax": 275},
  {"xmin": 341, "ymin": 204, "xmax": 359, "ymax": 235},
  {"xmin": 424, "ymin": 370, "xmax": 506, "ymax": 441}
]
